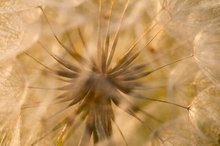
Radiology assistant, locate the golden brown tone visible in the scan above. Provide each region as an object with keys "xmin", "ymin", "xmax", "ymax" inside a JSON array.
[{"xmin": 0, "ymin": 0, "xmax": 220, "ymax": 146}]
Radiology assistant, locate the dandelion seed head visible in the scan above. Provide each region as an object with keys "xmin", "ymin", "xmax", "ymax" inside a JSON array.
[
  {"xmin": 0, "ymin": 62, "xmax": 27, "ymax": 146},
  {"xmin": 15, "ymin": 0, "xmax": 220, "ymax": 145},
  {"xmin": 194, "ymin": 19, "xmax": 220, "ymax": 83},
  {"xmin": 146, "ymin": 116, "xmax": 213, "ymax": 146},
  {"xmin": 189, "ymin": 86, "xmax": 220, "ymax": 144},
  {"xmin": 0, "ymin": 8, "xmax": 41, "ymax": 61},
  {"xmin": 21, "ymin": 0, "xmax": 171, "ymax": 144},
  {"xmin": 147, "ymin": 0, "xmax": 220, "ymax": 44}
]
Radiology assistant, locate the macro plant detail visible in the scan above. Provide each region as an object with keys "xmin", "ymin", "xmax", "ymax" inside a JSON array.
[{"xmin": 0, "ymin": 0, "xmax": 220, "ymax": 146}]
